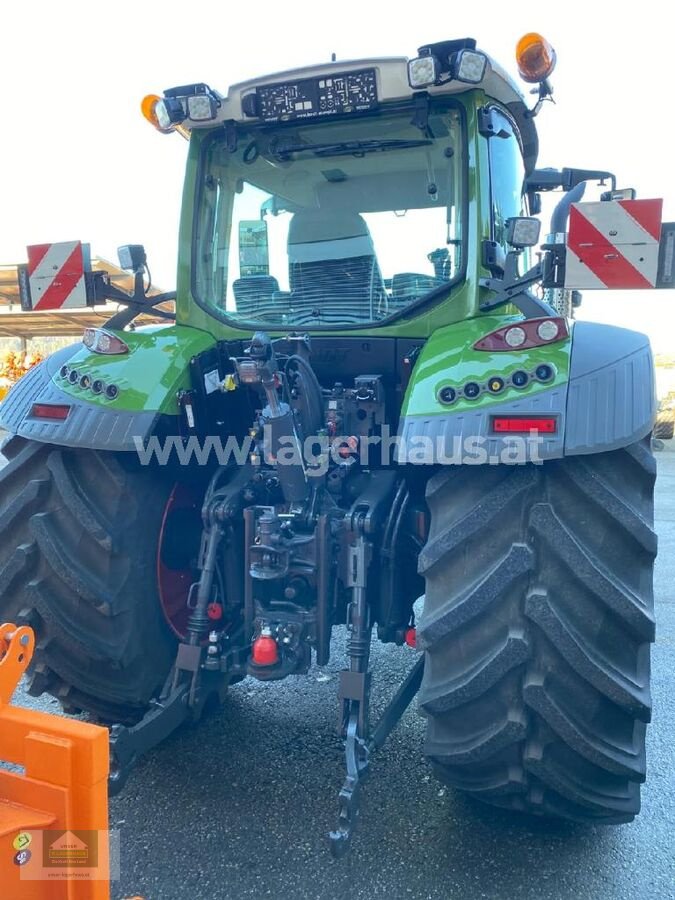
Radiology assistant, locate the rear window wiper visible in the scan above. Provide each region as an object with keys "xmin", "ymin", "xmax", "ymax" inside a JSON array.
[{"xmin": 270, "ymin": 138, "xmax": 432, "ymax": 159}]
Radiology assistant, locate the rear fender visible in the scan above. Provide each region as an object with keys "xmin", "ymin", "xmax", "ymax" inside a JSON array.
[
  {"xmin": 0, "ymin": 325, "xmax": 216, "ymax": 451},
  {"xmin": 396, "ymin": 317, "xmax": 654, "ymax": 463}
]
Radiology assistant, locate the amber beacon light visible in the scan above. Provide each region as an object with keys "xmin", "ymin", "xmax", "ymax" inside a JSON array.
[
  {"xmin": 516, "ymin": 33, "xmax": 557, "ymax": 83},
  {"xmin": 141, "ymin": 93, "xmax": 166, "ymax": 131}
]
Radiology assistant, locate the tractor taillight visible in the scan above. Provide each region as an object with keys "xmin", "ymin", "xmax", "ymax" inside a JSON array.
[
  {"xmin": 82, "ymin": 328, "xmax": 129, "ymax": 355},
  {"xmin": 30, "ymin": 403, "xmax": 71, "ymax": 421},
  {"xmin": 474, "ymin": 317, "xmax": 569, "ymax": 351},
  {"xmin": 492, "ymin": 416, "xmax": 557, "ymax": 434}
]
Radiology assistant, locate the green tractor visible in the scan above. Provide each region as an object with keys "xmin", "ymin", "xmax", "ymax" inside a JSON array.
[{"xmin": 0, "ymin": 33, "xmax": 666, "ymax": 852}]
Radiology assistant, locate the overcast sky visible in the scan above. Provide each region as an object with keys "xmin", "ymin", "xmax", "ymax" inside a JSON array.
[{"xmin": 1, "ymin": 0, "xmax": 673, "ymax": 351}]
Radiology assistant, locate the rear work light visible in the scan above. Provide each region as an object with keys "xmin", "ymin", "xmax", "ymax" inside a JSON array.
[
  {"xmin": 30, "ymin": 403, "xmax": 71, "ymax": 421},
  {"xmin": 492, "ymin": 416, "xmax": 557, "ymax": 434},
  {"xmin": 474, "ymin": 317, "xmax": 569, "ymax": 351},
  {"xmin": 82, "ymin": 328, "xmax": 129, "ymax": 355}
]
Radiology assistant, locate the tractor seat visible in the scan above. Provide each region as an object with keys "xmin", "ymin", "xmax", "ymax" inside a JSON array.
[
  {"xmin": 287, "ymin": 210, "xmax": 387, "ymax": 324},
  {"xmin": 232, "ymin": 275, "xmax": 283, "ymax": 320}
]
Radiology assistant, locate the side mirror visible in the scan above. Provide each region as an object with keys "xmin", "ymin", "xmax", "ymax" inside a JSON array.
[
  {"xmin": 505, "ymin": 217, "xmax": 541, "ymax": 249},
  {"xmin": 117, "ymin": 244, "xmax": 147, "ymax": 273},
  {"xmin": 238, "ymin": 221, "xmax": 269, "ymax": 276}
]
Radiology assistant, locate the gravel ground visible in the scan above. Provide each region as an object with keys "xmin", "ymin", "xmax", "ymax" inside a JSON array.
[{"xmin": 7, "ymin": 443, "xmax": 675, "ymax": 900}]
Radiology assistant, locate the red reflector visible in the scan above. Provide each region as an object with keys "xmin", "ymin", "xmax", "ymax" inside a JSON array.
[
  {"xmin": 30, "ymin": 403, "xmax": 71, "ymax": 421},
  {"xmin": 404, "ymin": 627, "xmax": 417, "ymax": 649},
  {"xmin": 207, "ymin": 602, "xmax": 223, "ymax": 621},
  {"xmin": 252, "ymin": 634, "xmax": 279, "ymax": 666},
  {"xmin": 492, "ymin": 416, "xmax": 557, "ymax": 433}
]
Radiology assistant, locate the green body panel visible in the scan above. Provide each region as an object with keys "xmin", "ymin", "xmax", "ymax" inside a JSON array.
[
  {"xmin": 55, "ymin": 325, "xmax": 215, "ymax": 415},
  {"xmin": 401, "ymin": 316, "xmax": 571, "ymax": 418},
  {"xmin": 176, "ymin": 94, "xmax": 496, "ymax": 343}
]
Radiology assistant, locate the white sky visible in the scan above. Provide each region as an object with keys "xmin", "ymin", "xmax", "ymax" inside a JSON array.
[{"xmin": 1, "ymin": 0, "xmax": 673, "ymax": 352}]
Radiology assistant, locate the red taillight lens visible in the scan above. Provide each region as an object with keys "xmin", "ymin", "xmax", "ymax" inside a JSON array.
[
  {"xmin": 30, "ymin": 403, "xmax": 71, "ymax": 421},
  {"xmin": 474, "ymin": 318, "xmax": 569, "ymax": 351},
  {"xmin": 492, "ymin": 416, "xmax": 557, "ymax": 434},
  {"xmin": 82, "ymin": 328, "xmax": 129, "ymax": 355}
]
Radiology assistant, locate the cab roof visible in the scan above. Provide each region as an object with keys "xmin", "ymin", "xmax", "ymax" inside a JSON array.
[{"xmin": 178, "ymin": 48, "xmax": 539, "ymax": 172}]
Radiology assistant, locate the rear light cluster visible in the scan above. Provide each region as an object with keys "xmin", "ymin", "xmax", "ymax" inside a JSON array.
[
  {"xmin": 59, "ymin": 365, "xmax": 120, "ymax": 400},
  {"xmin": 474, "ymin": 317, "xmax": 569, "ymax": 352},
  {"xmin": 437, "ymin": 364, "xmax": 555, "ymax": 405},
  {"xmin": 82, "ymin": 328, "xmax": 129, "ymax": 355}
]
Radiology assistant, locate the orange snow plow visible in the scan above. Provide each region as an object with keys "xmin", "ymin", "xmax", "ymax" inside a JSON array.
[{"xmin": 0, "ymin": 623, "xmax": 110, "ymax": 899}]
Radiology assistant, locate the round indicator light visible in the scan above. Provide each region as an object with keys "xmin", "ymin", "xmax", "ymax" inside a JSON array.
[
  {"xmin": 463, "ymin": 382, "xmax": 481, "ymax": 400},
  {"xmin": 512, "ymin": 370, "xmax": 529, "ymax": 388},
  {"xmin": 91, "ymin": 379, "xmax": 104, "ymax": 395},
  {"xmin": 537, "ymin": 320, "xmax": 560, "ymax": 341},
  {"xmin": 79, "ymin": 374, "xmax": 91, "ymax": 389},
  {"xmin": 60, "ymin": 365, "xmax": 69, "ymax": 379},
  {"xmin": 504, "ymin": 326, "xmax": 527, "ymax": 347},
  {"xmin": 535, "ymin": 364, "xmax": 554, "ymax": 382},
  {"xmin": 488, "ymin": 377, "xmax": 505, "ymax": 394},
  {"xmin": 438, "ymin": 386, "xmax": 457, "ymax": 405},
  {"xmin": 105, "ymin": 384, "xmax": 119, "ymax": 400},
  {"xmin": 68, "ymin": 369, "xmax": 79, "ymax": 385}
]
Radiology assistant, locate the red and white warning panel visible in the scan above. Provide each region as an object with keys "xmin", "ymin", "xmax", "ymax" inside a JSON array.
[
  {"xmin": 565, "ymin": 199, "xmax": 663, "ymax": 289},
  {"xmin": 18, "ymin": 241, "xmax": 93, "ymax": 311}
]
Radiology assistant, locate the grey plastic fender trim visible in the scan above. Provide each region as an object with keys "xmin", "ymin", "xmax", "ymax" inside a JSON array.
[
  {"xmin": 564, "ymin": 322, "xmax": 656, "ymax": 456},
  {"xmin": 396, "ymin": 387, "xmax": 567, "ymax": 464},
  {"xmin": 0, "ymin": 345, "xmax": 159, "ymax": 452},
  {"xmin": 395, "ymin": 322, "xmax": 655, "ymax": 465}
]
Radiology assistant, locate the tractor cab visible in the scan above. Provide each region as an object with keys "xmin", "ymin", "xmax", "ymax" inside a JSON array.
[{"xmin": 141, "ymin": 38, "xmax": 542, "ymax": 335}]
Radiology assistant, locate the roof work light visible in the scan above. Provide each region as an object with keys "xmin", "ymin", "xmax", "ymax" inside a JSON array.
[
  {"xmin": 141, "ymin": 84, "xmax": 220, "ymax": 134},
  {"xmin": 407, "ymin": 38, "xmax": 488, "ymax": 89}
]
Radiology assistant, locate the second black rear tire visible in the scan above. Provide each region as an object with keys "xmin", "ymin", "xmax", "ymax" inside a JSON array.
[{"xmin": 417, "ymin": 438, "xmax": 656, "ymax": 823}]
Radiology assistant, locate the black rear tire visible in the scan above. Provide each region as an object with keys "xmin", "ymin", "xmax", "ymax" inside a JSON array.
[
  {"xmin": 0, "ymin": 436, "xmax": 179, "ymax": 723},
  {"xmin": 417, "ymin": 438, "xmax": 656, "ymax": 823}
]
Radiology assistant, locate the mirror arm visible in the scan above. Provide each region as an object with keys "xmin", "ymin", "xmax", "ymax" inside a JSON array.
[{"xmin": 480, "ymin": 256, "xmax": 556, "ymax": 317}]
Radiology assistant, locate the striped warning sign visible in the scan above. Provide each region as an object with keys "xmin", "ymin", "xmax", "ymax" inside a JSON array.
[
  {"xmin": 24, "ymin": 241, "xmax": 91, "ymax": 310},
  {"xmin": 565, "ymin": 199, "xmax": 663, "ymax": 290}
]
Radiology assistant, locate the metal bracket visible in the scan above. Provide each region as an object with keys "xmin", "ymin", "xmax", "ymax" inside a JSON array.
[
  {"xmin": 224, "ymin": 120, "xmax": 238, "ymax": 154},
  {"xmin": 329, "ymin": 656, "xmax": 424, "ymax": 857},
  {"xmin": 478, "ymin": 106, "xmax": 511, "ymax": 139},
  {"xmin": 329, "ymin": 506, "xmax": 424, "ymax": 857},
  {"xmin": 108, "ymin": 681, "xmax": 190, "ymax": 795},
  {"xmin": 480, "ymin": 255, "xmax": 556, "ymax": 317},
  {"xmin": 330, "ymin": 706, "xmax": 370, "ymax": 856},
  {"xmin": 0, "ymin": 624, "xmax": 35, "ymax": 705},
  {"xmin": 410, "ymin": 92, "xmax": 430, "ymax": 132},
  {"xmin": 525, "ymin": 166, "xmax": 616, "ymax": 194}
]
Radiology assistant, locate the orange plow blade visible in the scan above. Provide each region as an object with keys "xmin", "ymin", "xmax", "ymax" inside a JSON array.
[{"xmin": 0, "ymin": 623, "xmax": 110, "ymax": 899}]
